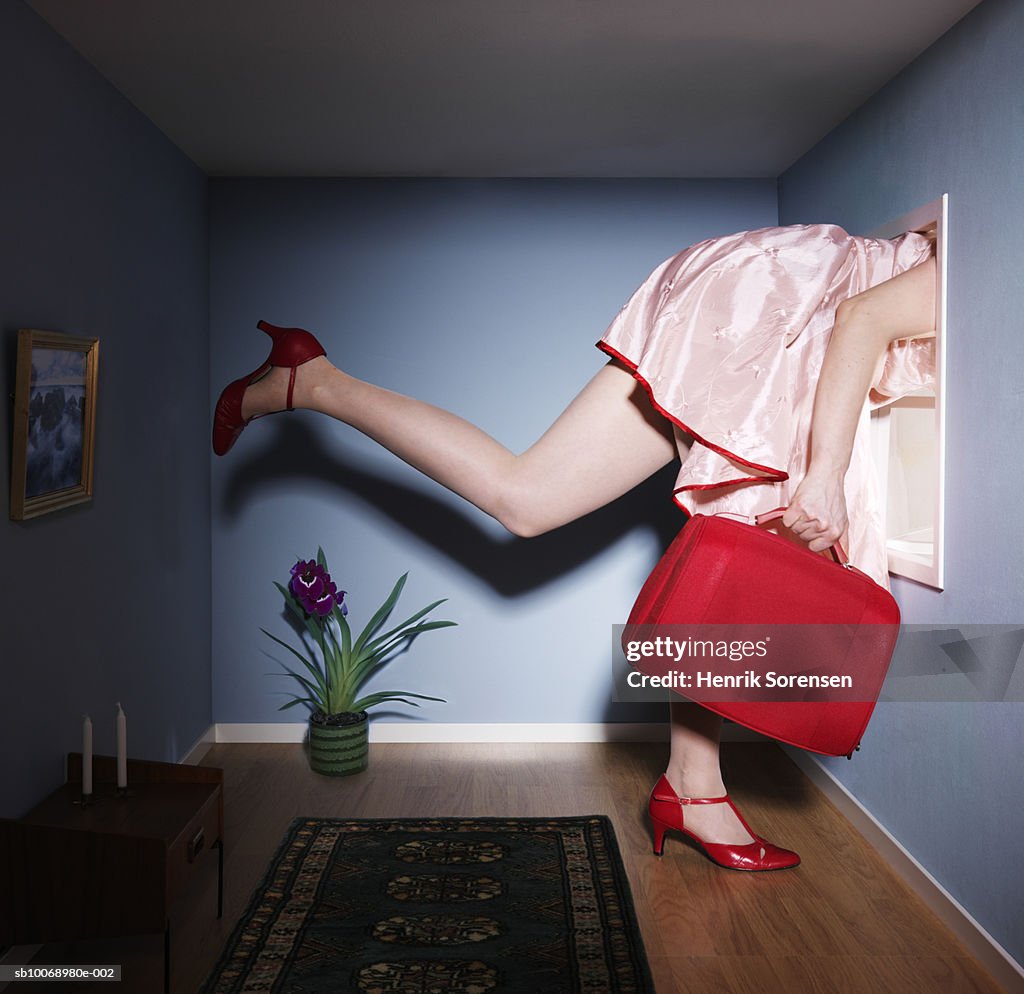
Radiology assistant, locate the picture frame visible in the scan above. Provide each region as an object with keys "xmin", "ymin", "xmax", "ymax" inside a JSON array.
[{"xmin": 10, "ymin": 329, "xmax": 99, "ymax": 521}]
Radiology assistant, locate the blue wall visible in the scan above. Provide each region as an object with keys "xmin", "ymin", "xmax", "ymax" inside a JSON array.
[
  {"xmin": 0, "ymin": 0, "xmax": 210, "ymax": 817},
  {"xmin": 209, "ymin": 179, "xmax": 776, "ymax": 727},
  {"xmin": 779, "ymin": 0, "xmax": 1024, "ymax": 965}
]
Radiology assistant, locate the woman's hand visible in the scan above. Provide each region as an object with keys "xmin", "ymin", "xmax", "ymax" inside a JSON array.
[{"xmin": 783, "ymin": 471, "xmax": 848, "ymax": 553}]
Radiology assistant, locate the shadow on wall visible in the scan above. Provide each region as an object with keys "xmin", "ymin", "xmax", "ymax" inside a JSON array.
[{"xmin": 219, "ymin": 418, "xmax": 683, "ymax": 596}]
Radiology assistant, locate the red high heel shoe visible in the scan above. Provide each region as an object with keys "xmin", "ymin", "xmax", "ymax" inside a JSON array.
[
  {"xmin": 212, "ymin": 320, "xmax": 327, "ymax": 456},
  {"xmin": 649, "ymin": 774, "xmax": 800, "ymax": 871}
]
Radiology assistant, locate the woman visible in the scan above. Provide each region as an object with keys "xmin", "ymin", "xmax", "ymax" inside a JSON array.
[{"xmin": 213, "ymin": 223, "xmax": 937, "ymax": 871}]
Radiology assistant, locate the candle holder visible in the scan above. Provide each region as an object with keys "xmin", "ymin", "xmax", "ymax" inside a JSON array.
[
  {"xmin": 116, "ymin": 785, "xmax": 133, "ymax": 798},
  {"xmin": 76, "ymin": 791, "xmax": 94, "ymax": 808}
]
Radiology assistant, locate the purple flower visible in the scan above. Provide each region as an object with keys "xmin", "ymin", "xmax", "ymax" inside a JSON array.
[{"xmin": 289, "ymin": 559, "xmax": 344, "ymax": 617}]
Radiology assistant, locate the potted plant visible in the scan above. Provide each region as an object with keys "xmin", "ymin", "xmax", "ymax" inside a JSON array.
[{"xmin": 264, "ymin": 549, "xmax": 456, "ymax": 776}]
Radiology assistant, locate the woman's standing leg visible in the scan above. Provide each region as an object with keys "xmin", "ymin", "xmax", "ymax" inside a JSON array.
[{"xmin": 666, "ymin": 703, "xmax": 757, "ymax": 843}]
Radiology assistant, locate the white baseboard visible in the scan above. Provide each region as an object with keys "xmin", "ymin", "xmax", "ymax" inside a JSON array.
[
  {"xmin": 211, "ymin": 721, "xmax": 770, "ymax": 744},
  {"xmin": 783, "ymin": 745, "xmax": 1024, "ymax": 994},
  {"xmin": 180, "ymin": 723, "xmax": 217, "ymax": 765}
]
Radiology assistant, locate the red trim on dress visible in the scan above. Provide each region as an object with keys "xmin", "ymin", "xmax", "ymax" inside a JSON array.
[
  {"xmin": 595, "ymin": 339, "xmax": 789, "ymax": 490},
  {"xmin": 676, "ymin": 478, "xmax": 777, "ymax": 492},
  {"xmin": 670, "ymin": 491, "xmax": 693, "ymax": 517}
]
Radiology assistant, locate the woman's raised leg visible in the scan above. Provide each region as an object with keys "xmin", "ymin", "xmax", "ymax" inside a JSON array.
[{"xmin": 242, "ymin": 354, "xmax": 678, "ymax": 537}]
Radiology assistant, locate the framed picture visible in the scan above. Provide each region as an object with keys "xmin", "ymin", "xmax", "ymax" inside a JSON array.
[{"xmin": 10, "ymin": 329, "xmax": 99, "ymax": 520}]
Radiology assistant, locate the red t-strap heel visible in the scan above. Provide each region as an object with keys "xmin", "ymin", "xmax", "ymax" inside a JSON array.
[{"xmin": 212, "ymin": 321, "xmax": 326, "ymax": 456}]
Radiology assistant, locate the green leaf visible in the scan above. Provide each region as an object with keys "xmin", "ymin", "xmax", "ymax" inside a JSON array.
[
  {"xmin": 350, "ymin": 690, "xmax": 446, "ymax": 711},
  {"xmin": 346, "ymin": 653, "xmax": 384, "ymax": 696},
  {"xmin": 357, "ymin": 621, "xmax": 458, "ymax": 673},
  {"xmin": 352, "ymin": 574, "xmax": 408, "ymax": 656},
  {"xmin": 338, "ymin": 608, "xmax": 352, "ymax": 660},
  {"xmin": 345, "ymin": 620, "xmax": 454, "ymax": 693},
  {"xmin": 274, "ymin": 581, "xmax": 304, "ymax": 623},
  {"xmin": 349, "ymin": 631, "xmax": 423, "ymax": 690},
  {"xmin": 274, "ymin": 581, "xmax": 324, "ymax": 646},
  {"xmin": 325, "ymin": 626, "xmax": 354, "ymax": 704},
  {"xmin": 272, "ymin": 664, "xmax": 324, "ymax": 704},
  {"xmin": 362, "ymin": 600, "xmax": 452, "ymax": 655},
  {"xmin": 261, "ymin": 629, "xmax": 329, "ymax": 703},
  {"xmin": 322, "ymin": 624, "xmax": 357, "ymax": 714},
  {"xmin": 277, "ymin": 696, "xmax": 317, "ymax": 711},
  {"xmin": 352, "ymin": 697, "xmax": 421, "ymax": 710},
  {"xmin": 261, "ymin": 627, "xmax": 320, "ymax": 673},
  {"xmin": 330, "ymin": 616, "xmax": 358, "ymax": 712}
]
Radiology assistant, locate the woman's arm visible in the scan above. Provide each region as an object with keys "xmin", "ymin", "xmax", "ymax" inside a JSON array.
[{"xmin": 784, "ymin": 253, "xmax": 937, "ymax": 552}]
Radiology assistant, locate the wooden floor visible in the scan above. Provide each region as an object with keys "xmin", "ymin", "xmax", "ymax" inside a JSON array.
[{"xmin": 6, "ymin": 741, "xmax": 1009, "ymax": 994}]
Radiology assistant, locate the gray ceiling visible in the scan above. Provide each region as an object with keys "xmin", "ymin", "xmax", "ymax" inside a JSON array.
[{"xmin": 28, "ymin": 0, "xmax": 983, "ymax": 177}]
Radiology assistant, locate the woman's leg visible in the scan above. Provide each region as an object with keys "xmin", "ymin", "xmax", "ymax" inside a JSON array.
[
  {"xmin": 243, "ymin": 355, "xmax": 679, "ymax": 537},
  {"xmin": 242, "ymin": 351, "xmax": 754, "ymax": 842},
  {"xmin": 666, "ymin": 702, "xmax": 757, "ymax": 844}
]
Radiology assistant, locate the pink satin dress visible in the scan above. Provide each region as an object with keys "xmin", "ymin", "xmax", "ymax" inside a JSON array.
[{"xmin": 597, "ymin": 223, "xmax": 935, "ymax": 587}]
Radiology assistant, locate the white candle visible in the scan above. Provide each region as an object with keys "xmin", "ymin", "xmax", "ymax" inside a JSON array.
[
  {"xmin": 82, "ymin": 715, "xmax": 93, "ymax": 795},
  {"xmin": 116, "ymin": 702, "xmax": 127, "ymax": 789}
]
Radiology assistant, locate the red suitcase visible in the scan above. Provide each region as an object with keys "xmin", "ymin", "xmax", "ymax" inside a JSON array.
[{"xmin": 623, "ymin": 510, "xmax": 900, "ymax": 756}]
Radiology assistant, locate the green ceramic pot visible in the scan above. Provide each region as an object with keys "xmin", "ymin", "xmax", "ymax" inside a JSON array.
[{"xmin": 308, "ymin": 710, "xmax": 369, "ymax": 776}]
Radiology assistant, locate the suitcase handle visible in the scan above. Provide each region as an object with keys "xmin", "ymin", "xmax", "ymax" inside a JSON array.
[{"xmin": 754, "ymin": 506, "xmax": 850, "ymax": 567}]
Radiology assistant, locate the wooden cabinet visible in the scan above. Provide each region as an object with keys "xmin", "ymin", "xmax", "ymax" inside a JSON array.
[{"xmin": 0, "ymin": 753, "xmax": 223, "ymax": 993}]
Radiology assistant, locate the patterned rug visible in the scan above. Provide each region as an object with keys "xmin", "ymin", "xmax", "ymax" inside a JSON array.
[{"xmin": 199, "ymin": 816, "xmax": 655, "ymax": 994}]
